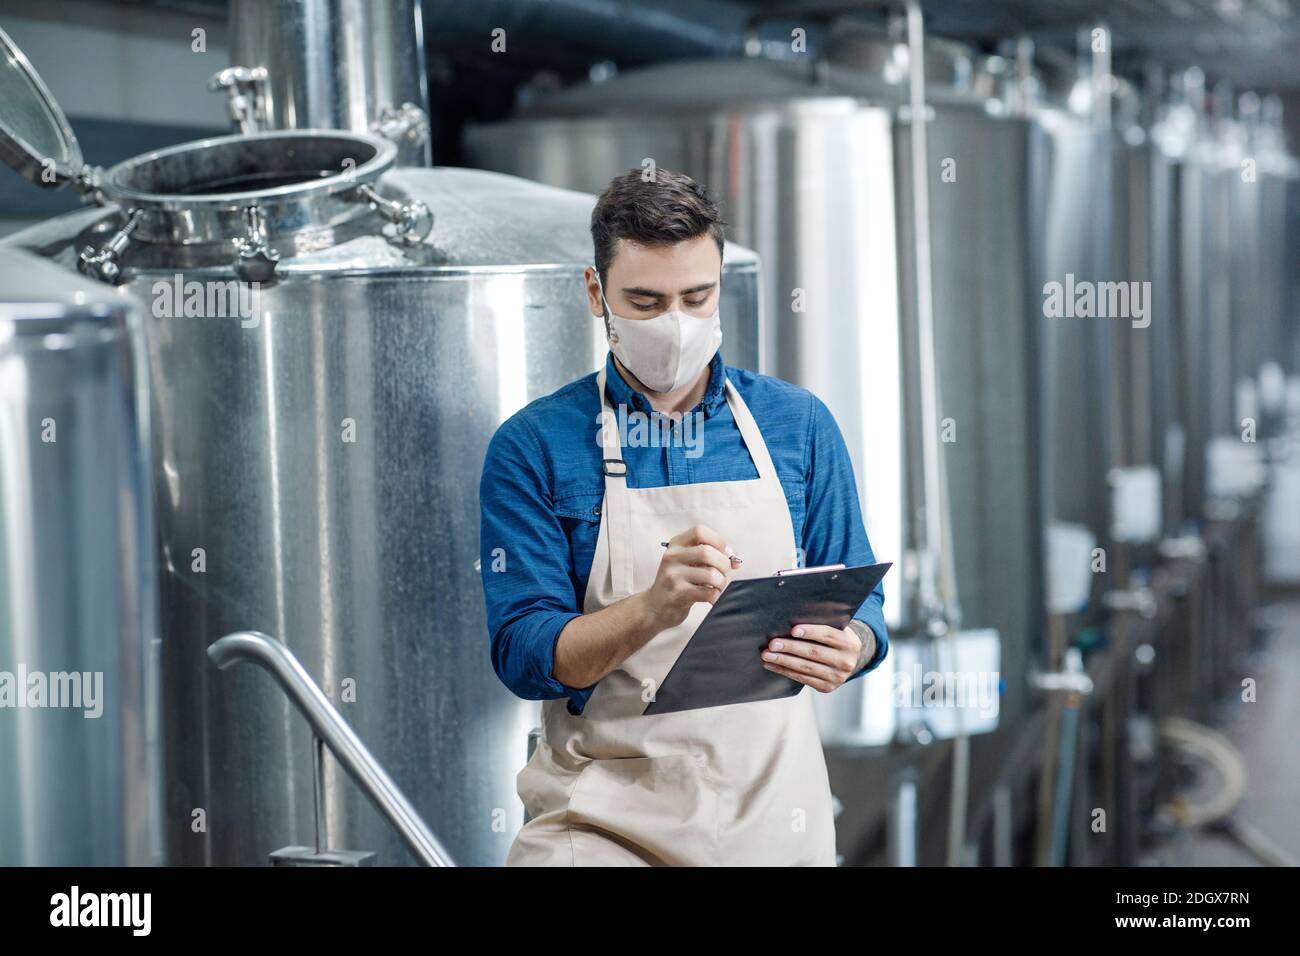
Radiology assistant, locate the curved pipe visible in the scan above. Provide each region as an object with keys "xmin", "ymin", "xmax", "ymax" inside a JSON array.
[{"xmin": 208, "ymin": 631, "xmax": 455, "ymax": 867}]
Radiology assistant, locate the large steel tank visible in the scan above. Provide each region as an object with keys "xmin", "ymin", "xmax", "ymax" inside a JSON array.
[
  {"xmin": 466, "ymin": 24, "xmax": 1045, "ymax": 737},
  {"xmin": 223, "ymin": 0, "xmax": 431, "ymax": 165},
  {"xmin": 1241, "ymin": 95, "xmax": 1300, "ymax": 421},
  {"xmin": 1222, "ymin": 90, "xmax": 1267, "ymax": 433},
  {"xmin": 828, "ymin": 24, "xmax": 1043, "ymax": 726},
  {"xmin": 1131, "ymin": 69, "xmax": 1300, "ymax": 535},
  {"xmin": 0, "ymin": 248, "xmax": 161, "ymax": 865},
  {"xmin": 0, "ymin": 26, "xmax": 762, "ymax": 866},
  {"xmin": 1140, "ymin": 75, "xmax": 1201, "ymax": 538},
  {"xmin": 1107, "ymin": 76, "xmax": 1181, "ymax": 563},
  {"xmin": 1267, "ymin": 98, "xmax": 1300, "ymax": 380},
  {"xmin": 1174, "ymin": 79, "xmax": 1297, "ymax": 506},
  {"xmin": 1170, "ymin": 72, "xmax": 1229, "ymax": 518},
  {"xmin": 1004, "ymin": 46, "xmax": 1125, "ymax": 624}
]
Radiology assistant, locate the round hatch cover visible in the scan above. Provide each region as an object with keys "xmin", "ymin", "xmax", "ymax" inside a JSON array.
[{"xmin": 0, "ymin": 24, "xmax": 83, "ymax": 188}]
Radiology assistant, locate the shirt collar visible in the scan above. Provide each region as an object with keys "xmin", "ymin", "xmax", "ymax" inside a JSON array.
[{"xmin": 602, "ymin": 350, "xmax": 728, "ymax": 416}]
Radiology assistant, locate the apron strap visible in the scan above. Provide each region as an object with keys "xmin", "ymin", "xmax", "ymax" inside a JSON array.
[
  {"xmin": 722, "ymin": 379, "xmax": 780, "ymax": 484},
  {"xmin": 596, "ymin": 364, "xmax": 636, "ymax": 597}
]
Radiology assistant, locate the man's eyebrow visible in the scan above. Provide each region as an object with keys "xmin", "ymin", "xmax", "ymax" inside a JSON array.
[{"xmin": 620, "ymin": 281, "xmax": 718, "ymax": 298}]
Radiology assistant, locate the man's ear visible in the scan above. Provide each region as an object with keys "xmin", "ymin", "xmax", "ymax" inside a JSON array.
[{"xmin": 584, "ymin": 266, "xmax": 606, "ymax": 320}]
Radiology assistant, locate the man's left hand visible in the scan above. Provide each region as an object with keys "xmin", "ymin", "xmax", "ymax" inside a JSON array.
[{"xmin": 760, "ymin": 624, "xmax": 871, "ymax": 693}]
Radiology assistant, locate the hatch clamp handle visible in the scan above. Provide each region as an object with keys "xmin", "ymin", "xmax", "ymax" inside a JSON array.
[
  {"xmin": 353, "ymin": 183, "xmax": 434, "ymax": 246},
  {"xmin": 78, "ymin": 207, "xmax": 142, "ymax": 284}
]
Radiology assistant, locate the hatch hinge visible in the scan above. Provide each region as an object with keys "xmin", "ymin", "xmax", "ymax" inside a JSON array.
[
  {"xmin": 208, "ymin": 65, "xmax": 269, "ymax": 135},
  {"xmin": 372, "ymin": 102, "xmax": 430, "ymax": 151}
]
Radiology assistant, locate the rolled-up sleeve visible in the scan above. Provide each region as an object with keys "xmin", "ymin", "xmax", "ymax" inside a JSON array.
[
  {"xmin": 801, "ymin": 396, "xmax": 889, "ymax": 680},
  {"xmin": 479, "ymin": 413, "xmax": 585, "ymax": 706}
]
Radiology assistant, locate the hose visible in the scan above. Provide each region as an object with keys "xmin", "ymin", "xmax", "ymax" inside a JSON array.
[
  {"xmin": 1156, "ymin": 716, "xmax": 1247, "ymax": 829},
  {"xmin": 1048, "ymin": 696, "xmax": 1081, "ymax": 866},
  {"xmin": 1156, "ymin": 716, "xmax": 1296, "ymax": 866}
]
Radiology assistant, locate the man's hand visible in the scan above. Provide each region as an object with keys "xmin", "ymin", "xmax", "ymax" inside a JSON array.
[
  {"xmin": 641, "ymin": 524, "xmax": 737, "ymax": 632},
  {"xmin": 760, "ymin": 623, "xmax": 870, "ymax": 693},
  {"xmin": 555, "ymin": 524, "xmax": 739, "ymax": 689}
]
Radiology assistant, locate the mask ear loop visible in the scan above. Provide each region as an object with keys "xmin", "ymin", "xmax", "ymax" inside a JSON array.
[{"xmin": 594, "ymin": 268, "xmax": 619, "ymax": 344}]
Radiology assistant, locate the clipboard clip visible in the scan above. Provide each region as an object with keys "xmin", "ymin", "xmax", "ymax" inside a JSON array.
[{"xmin": 774, "ymin": 563, "xmax": 846, "ymax": 577}]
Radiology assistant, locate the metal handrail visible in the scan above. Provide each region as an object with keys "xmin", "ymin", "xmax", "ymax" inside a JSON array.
[{"xmin": 208, "ymin": 630, "xmax": 455, "ymax": 867}]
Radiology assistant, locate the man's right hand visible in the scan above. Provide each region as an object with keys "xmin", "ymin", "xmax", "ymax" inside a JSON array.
[
  {"xmin": 642, "ymin": 524, "xmax": 737, "ymax": 631},
  {"xmin": 553, "ymin": 524, "xmax": 741, "ymax": 689}
]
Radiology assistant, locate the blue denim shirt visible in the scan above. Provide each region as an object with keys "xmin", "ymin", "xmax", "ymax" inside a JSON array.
[{"xmin": 479, "ymin": 350, "xmax": 889, "ymax": 714}]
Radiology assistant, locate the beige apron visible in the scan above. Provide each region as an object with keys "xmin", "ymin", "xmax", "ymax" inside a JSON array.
[{"xmin": 507, "ymin": 365, "xmax": 837, "ymax": 867}]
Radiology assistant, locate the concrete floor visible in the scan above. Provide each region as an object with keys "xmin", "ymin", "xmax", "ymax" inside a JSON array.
[{"xmin": 1142, "ymin": 595, "xmax": 1300, "ymax": 866}]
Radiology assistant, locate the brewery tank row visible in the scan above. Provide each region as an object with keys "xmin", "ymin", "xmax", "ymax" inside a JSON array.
[
  {"xmin": 1, "ymin": 5, "xmax": 1296, "ymax": 867},
  {"xmin": 465, "ymin": 21, "xmax": 1298, "ymax": 742}
]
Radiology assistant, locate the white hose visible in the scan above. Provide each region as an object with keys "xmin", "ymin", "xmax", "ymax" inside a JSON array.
[{"xmin": 1157, "ymin": 717, "xmax": 1248, "ymax": 828}]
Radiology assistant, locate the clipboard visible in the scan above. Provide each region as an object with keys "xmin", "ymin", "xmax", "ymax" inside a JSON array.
[{"xmin": 642, "ymin": 561, "xmax": 891, "ymax": 715}]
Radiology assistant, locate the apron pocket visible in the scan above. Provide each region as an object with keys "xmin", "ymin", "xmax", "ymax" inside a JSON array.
[{"xmin": 566, "ymin": 753, "xmax": 718, "ymax": 866}]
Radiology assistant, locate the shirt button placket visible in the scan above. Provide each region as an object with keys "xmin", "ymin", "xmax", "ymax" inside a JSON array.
[{"xmin": 669, "ymin": 413, "xmax": 687, "ymax": 485}]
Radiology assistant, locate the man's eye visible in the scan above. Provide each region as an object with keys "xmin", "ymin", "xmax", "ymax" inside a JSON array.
[
  {"xmin": 632, "ymin": 302, "xmax": 660, "ymax": 311},
  {"xmin": 685, "ymin": 299, "xmax": 708, "ymax": 309}
]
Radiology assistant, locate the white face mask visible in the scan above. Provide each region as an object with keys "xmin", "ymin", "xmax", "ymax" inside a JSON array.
[{"xmin": 594, "ymin": 270, "xmax": 723, "ymax": 393}]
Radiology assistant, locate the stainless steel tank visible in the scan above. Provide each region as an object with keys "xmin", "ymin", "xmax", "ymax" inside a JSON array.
[
  {"xmin": 466, "ymin": 24, "xmax": 1046, "ymax": 737},
  {"xmin": 830, "ymin": 24, "xmax": 1043, "ymax": 724},
  {"xmin": 1011, "ymin": 47, "xmax": 1124, "ymax": 623},
  {"xmin": 1135, "ymin": 69, "xmax": 1294, "ymax": 535},
  {"xmin": 1224, "ymin": 91, "xmax": 1265, "ymax": 424},
  {"xmin": 0, "ymin": 26, "xmax": 762, "ymax": 866},
  {"xmin": 1107, "ymin": 77, "xmax": 1175, "ymax": 563},
  {"xmin": 1140, "ymin": 76, "xmax": 1199, "ymax": 538},
  {"xmin": 1243, "ymin": 95, "xmax": 1300, "ymax": 424},
  {"xmin": 0, "ymin": 248, "xmax": 162, "ymax": 865},
  {"xmin": 1194, "ymin": 101, "xmax": 1243, "ymax": 446},
  {"xmin": 1169, "ymin": 71, "xmax": 1226, "ymax": 518},
  {"xmin": 1267, "ymin": 99, "xmax": 1300, "ymax": 380},
  {"xmin": 1174, "ymin": 77, "xmax": 1297, "ymax": 506},
  {"xmin": 223, "ymin": 0, "xmax": 431, "ymax": 165}
]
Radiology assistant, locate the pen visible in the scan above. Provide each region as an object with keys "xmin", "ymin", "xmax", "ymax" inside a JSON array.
[{"xmin": 661, "ymin": 540, "xmax": 743, "ymax": 567}]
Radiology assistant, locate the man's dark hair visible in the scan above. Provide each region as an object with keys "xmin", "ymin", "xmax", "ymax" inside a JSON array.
[{"xmin": 591, "ymin": 168, "xmax": 726, "ymax": 285}]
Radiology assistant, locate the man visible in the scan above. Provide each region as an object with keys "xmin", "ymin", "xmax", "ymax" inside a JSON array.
[{"xmin": 479, "ymin": 168, "xmax": 888, "ymax": 866}]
